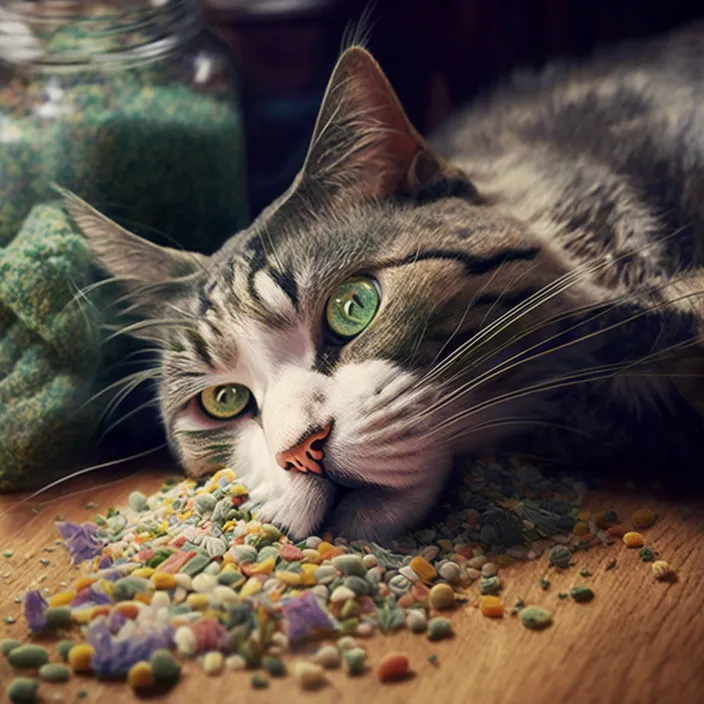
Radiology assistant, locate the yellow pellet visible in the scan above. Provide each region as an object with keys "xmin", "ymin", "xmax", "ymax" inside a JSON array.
[
  {"xmin": 247, "ymin": 557, "xmax": 275, "ymax": 575},
  {"xmin": 186, "ymin": 593, "xmax": 211, "ymax": 610},
  {"xmin": 276, "ymin": 571, "xmax": 302, "ymax": 586},
  {"xmin": 651, "ymin": 560, "xmax": 676, "ymax": 581},
  {"xmin": 128, "ymin": 661, "xmax": 154, "ymax": 692},
  {"xmin": 572, "ymin": 521, "xmax": 589, "ymax": 535},
  {"xmin": 134, "ymin": 592, "xmax": 152, "ymax": 606},
  {"xmin": 131, "ymin": 567, "xmax": 156, "ymax": 579},
  {"xmin": 479, "ymin": 595, "xmax": 504, "ymax": 618},
  {"xmin": 631, "ymin": 509, "xmax": 656, "ymax": 529},
  {"xmin": 240, "ymin": 577, "xmax": 262, "ymax": 598},
  {"xmin": 576, "ymin": 511, "xmax": 591, "ymax": 522},
  {"xmin": 409, "ymin": 555, "xmax": 437, "ymax": 582},
  {"xmin": 151, "ymin": 573, "xmax": 178, "ymax": 590},
  {"xmin": 48, "ymin": 590, "xmax": 77, "ymax": 607},
  {"xmin": 75, "ymin": 577, "xmax": 98, "ymax": 591},
  {"xmin": 231, "ymin": 484, "xmax": 248, "ymax": 497},
  {"xmin": 623, "ymin": 531, "xmax": 645, "ymax": 548},
  {"xmin": 72, "ymin": 609, "xmax": 93, "ymax": 624},
  {"xmin": 317, "ymin": 541, "xmax": 335, "ymax": 556},
  {"xmin": 68, "ymin": 644, "xmax": 95, "ymax": 673}
]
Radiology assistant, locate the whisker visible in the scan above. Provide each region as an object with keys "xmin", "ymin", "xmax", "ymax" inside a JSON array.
[{"xmin": 0, "ymin": 445, "xmax": 168, "ymax": 521}]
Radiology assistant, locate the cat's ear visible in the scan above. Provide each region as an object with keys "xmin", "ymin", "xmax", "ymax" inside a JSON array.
[
  {"xmin": 59, "ymin": 187, "xmax": 208, "ymax": 311},
  {"xmin": 300, "ymin": 46, "xmax": 473, "ymax": 202}
]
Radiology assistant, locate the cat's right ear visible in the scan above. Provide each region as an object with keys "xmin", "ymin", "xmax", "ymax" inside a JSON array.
[
  {"xmin": 58, "ymin": 187, "xmax": 209, "ymax": 312},
  {"xmin": 296, "ymin": 46, "xmax": 475, "ymax": 204}
]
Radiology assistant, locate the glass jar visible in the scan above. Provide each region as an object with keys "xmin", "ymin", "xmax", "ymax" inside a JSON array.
[{"xmin": 0, "ymin": 0, "xmax": 249, "ymax": 251}]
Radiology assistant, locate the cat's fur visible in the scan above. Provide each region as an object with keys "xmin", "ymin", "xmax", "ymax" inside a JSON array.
[{"xmin": 66, "ymin": 23, "xmax": 704, "ymax": 542}]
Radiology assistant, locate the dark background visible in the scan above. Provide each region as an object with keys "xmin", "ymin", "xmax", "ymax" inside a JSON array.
[{"xmin": 201, "ymin": 0, "xmax": 704, "ymax": 218}]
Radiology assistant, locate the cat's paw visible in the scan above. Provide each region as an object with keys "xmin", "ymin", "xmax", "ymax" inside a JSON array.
[{"xmin": 247, "ymin": 475, "xmax": 336, "ymax": 540}]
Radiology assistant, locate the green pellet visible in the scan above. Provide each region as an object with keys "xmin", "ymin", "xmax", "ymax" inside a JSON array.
[
  {"xmin": 343, "ymin": 647, "xmax": 367, "ymax": 676},
  {"xmin": 3, "ymin": 550, "xmax": 13, "ymax": 558},
  {"xmin": 150, "ymin": 649, "xmax": 181, "ymax": 684},
  {"xmin": 539, "ymin": 576, "xmax": 550, "ymax": 591},
  {"xmin": 605, "ymin": 559, "xmax": 617, "ymax": 571},
  {"xmin": 427, "ymin": 617, "xmax": 453, "ymax": 641},
  {"xmin": 128, "ymin": 492, "xmax": 148, "ymax": 513},
  {"xmin": 38, "ymin": 559, "xmax": 50, "ymax": 567},
  {"xmin": 56, "ymin": 640, "xmax": 75, "ymax": 662},
  {"xmin": 548, "ymin": 545, "xmax": 572, "ymax": 569},
  {"xmin": 7, "ymin": 677, "xmax": 39, "ymax": 703},
  {"xmin": 262, "ymin": 656, "xmax": 286, "ymax": 677},
  {"xmin": 78, "ymin": 689, "xmax": 88, "ymax": 698},
  {"xmin": 579, "ymin": 568, "xmax": 592, "ymax": 577},
  {"xmin": 519, "ymin": 606, "xmax": 552, "ymax": 630},
  {"xmin": 251, "ymin": 674, "xmax": 269, "ymax": 689},
  {"xmin": 8, "ymin": 645, "xmax": 50, "ymax": 669},
  {"xmin": 4, "ymin": 616, "xmax": 16, "ymax": 624},
  {"xmin": 1, "ymin": 639, "xmax": 22, "ymax": 658},
  {"xmin": 479, "ymin": 575, "xmax": 501, "ymax": 595},
  {"xmin": 558, "ymin": 592, "xmax": 569, "ymax": 600},
  {"xmin": 180, "ymin": 553, "xmax": 211, "ymax": 577},
  {"xmin": 427, "ymin": 654, "xmax": 439, "ymax": 667},
  {"xmin": 639, "ymin": 547, "xmax": 655, "ymax": 562},
  {"xmin": 39, "ymin": 663, "xmax": 70, "ymax": 682},
  {"xmin": 44, "ymin": 607, "xmax": 72, "ymax": 630},
  {"xmin": 570, "ymin": 586, "xmax": 595, "ymax": 603}
]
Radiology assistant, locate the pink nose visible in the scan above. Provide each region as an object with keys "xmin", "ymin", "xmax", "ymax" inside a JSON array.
[{"xmin": 276, "ymin": 424, "xmax": 332, "ymax": 475}]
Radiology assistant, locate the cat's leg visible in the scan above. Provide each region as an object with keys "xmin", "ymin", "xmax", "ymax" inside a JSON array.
[{"xmin": 325, "ymin": 485, "xmax": 438, "ymax": 543}]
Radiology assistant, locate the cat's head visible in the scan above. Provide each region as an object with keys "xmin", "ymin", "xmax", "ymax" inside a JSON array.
[{"xmin": 67, "ymin": 48, "xmax": 609, "ymax": 541}]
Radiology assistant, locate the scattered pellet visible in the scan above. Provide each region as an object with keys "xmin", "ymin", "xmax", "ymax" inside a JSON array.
[{"xmin": 376, "ymin": 653, "xmax": 410, "ymax": 682}]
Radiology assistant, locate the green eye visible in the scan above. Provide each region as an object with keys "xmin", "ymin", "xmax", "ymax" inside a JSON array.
[
  {"xmin": 326, "ymin": 276, "xmax": 380, "ymax": 339},
  {"xmin": 199, "ymin": 384, "xmax": 251, "ymax": 420}
]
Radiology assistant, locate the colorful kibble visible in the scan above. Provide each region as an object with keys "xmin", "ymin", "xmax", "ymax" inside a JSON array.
[
  {"xmin": 127, "ymin": 661, "xmax": 154, "ymax": 692},
  {"xmin": 8, "ymin": 645, "xmax": 50, "ymax": 670},
  {"xmin": 262, "ymin": 655, "xmax": 286, "ymax": 677},
  {"xmin": 409, "ymin": 555, "xmax": 437, "ymax": 582},
  {"xmin": 150, "ymin": 649, "xmax": 181, "ymax": 685},
  {"xmin": 376, "ymin": 653, "xmax": 410, "ymax": 682},
  {"xmin": 631, "ymin": 509, "xmax": 656, "ymax": 529},
  {"xmin": 519, "ymin": 606, "xmax": 552, "ymax": 630},
  {"xmin": 548, "ymin": 545, "xmax": 572, "ymax": 569},
  {"xmin": 294, "ymin": 661, "xmax": 326, "ymax": 690},
  {"xmin": 406, "ymin": 609, "xmax": 428, "ymax": 634},
  {"xmin": 56, "ymin": 640, "xmax": 74, "ymax": 662},
  {"xmin": 570, "ymin": 586, "xmax": 594, "ymax": 603},
  {"xmin": 623, "ymin": 532, "xmax": 645, "ymax": 548},
  {"xmin": 7, "ymin": 677, "xmax": 39, "ymax": 704},
  {"xmin": 313, "ymin": 645, "xmax": 341, "ymax": 669},
  {"xmin": 343, "ymin": 647, "xmax": 367, "ymax": 676},
  {"xmin": 44, "ymin": 606, "xmax": 72, "ymax": 630},
  {"xmin": 479, "ymin": 595, "xmax": 504, "ymax": 618},
  {"xmin": 38, "ymin": 664, "xmax": 70, "ymax": 683},
  {"xmin": 427, "ymin": 617, "xmax": 453, "ymax": 641},
  {"xmin": 1, "ymin": 639, "xmax": 22, "ymax": 658},
  {"xmin": 68, "ymin": 644, "xmax": 94, "ymax": 673},
  {"xmin": 652, "ymin": 560, "xmax": 676, "ymax": 581},
  {"xmin": 203, "ymin": 651, "xmax": 224, "ymax": 676},
  {"xmin": 428, "ymin": 583, "xmax": 456, "ymax": 610}
]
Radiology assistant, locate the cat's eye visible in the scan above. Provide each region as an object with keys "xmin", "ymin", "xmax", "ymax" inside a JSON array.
[
  {"xmin": 325, "ymin": 276, "xmax": 380, "ymax": 340},
  {"xmin": 198, "ymin": 384, "xmax": 251, "ymax": 420}
]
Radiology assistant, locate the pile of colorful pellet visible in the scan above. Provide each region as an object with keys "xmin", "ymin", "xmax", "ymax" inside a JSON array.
[{"xmin": 3, "ymin": 457, "xmax": 668, "ymax": 699}]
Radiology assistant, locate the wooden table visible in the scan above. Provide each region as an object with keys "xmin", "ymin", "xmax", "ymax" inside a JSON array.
[{"xmin": 1, "ymin": 458, "xmax": 703, "ymax": 704}]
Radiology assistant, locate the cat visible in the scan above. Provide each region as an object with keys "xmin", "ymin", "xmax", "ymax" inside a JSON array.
[{"xmin": 64, "ymin": 22, "xmax": 704, "ymax": 542}]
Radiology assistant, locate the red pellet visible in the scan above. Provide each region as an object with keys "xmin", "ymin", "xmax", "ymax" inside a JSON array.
[{"xmin": 376, "ymin": 653, "xmax": 410, "ymax": 682}]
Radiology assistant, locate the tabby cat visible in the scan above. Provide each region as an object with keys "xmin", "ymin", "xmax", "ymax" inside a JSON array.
[{"xmin": 65, "ymin": 24, "xmax": 704, "ymax": 542}]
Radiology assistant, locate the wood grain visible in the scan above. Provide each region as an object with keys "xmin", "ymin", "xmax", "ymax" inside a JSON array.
[{"xmin": 1, "ymin": 462, "xmax": 703, "ymax": 704}]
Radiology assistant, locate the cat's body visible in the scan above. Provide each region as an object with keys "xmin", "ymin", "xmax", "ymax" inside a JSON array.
[{"xmin": 68, "ymin": 23, "xmax": 704, "ymax": 542}]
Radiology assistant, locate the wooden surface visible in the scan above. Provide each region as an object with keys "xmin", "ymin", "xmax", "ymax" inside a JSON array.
[{"xmin": 1, "ymin": 461, "xmax": 703, "ymax": 704}]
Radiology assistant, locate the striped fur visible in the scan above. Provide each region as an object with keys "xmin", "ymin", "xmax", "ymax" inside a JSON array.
[{"xmin": 69, "ymin": 25, "xmax": 704, "ymax": 541}]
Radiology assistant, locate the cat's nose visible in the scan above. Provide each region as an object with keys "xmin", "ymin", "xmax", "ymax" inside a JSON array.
[{"xmin": 276, "ymin": 423, "xmax": 332, "ymax": 475}]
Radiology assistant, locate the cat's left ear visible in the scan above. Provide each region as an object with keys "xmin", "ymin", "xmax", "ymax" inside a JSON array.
[
  {"xmin": 58, "ymin": 186, "xmax": 209, "ymax": 312},
  {"xmin": 299, "ymin": 46, "xmax": 475, "ymax": 202}
]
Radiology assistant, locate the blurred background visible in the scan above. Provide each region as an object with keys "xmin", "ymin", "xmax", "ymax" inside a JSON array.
[{"xmin": 202, "ymin": 0, "xmax": 704, "ymax": 219}]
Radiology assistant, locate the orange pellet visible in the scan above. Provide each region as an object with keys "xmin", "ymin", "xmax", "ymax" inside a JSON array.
[
  {"xmin": 572, "ymin": 521, "xmax": 589, "ymax": 536},
  {"xmin": 409, "ymin": 555, "xmax": 437, "ymax": 582},
  {"xmin": 316, "ymin": 541, "xmax": 335, "ymax": 557},
  {"xmin": 479, "ymin": 595, "xmax": 504, "ymax": 618},
  {"xmin": 631, "ymin": 509, "xmax": 656, "ymax": 529},
  {"xmin": 89, "ymin": 605, "xmax": 111, "ymax": 620},
  {"xmin": 75, "ymin": 577, "xmax": 98, "ymax": 591},
  {"xmin": 115, "ymin": 602, "xmax": 141, "ymax": 620},
  {"xmin": 623, "ymin": 531, "xmax": 645, "ymax": 548},
  {"xmin": 376, "ymin": 653, "xmax": 410, "ymax": 682},
  {"xmin": 605, "ymin": 525, "xmax": 628, "ymax": 538}
]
